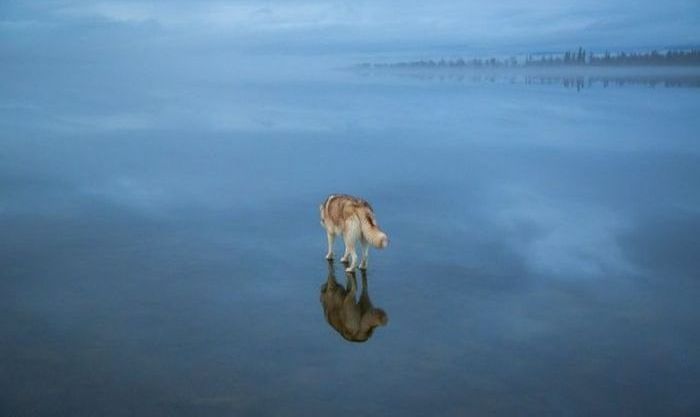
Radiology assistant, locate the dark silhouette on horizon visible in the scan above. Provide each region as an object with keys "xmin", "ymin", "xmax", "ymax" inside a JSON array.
[{"xmin": 359, "ymin": 48, "xmax": 700, "ymax": 70}]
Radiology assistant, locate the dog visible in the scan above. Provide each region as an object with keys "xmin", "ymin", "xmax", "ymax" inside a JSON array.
[
  {"xmin": 320, "ymin": 194, "xmax": 388, "ymax": 272},
  {"xmin": 320, "ymin": 262, "xmax": 388, "ymax": 342}
]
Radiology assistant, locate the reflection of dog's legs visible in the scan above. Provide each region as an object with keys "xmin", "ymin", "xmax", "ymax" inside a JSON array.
[
  {"xmin": 344, "ymin": 272, "xmax": 357, "ymax": 299},
  {"xmin": 359, "ymin": 239, "xmax": 369, "ymax": 270},
  {"xmin": 325, "ymin": 232, "xmax": 335, "ymax": 260},
  {"xmin": 359, "ymin": 270, "xmax": 370, "ymax": 308},
  {"xmin": 326, "ymin": 259, "xmax": 335, "ymax": 279},
  {"xmin": 322, "ymin": 261, "xmax": 337, "ymax": 294},
  {"xmin": 359, "ymin": 289, "xmax": 372, "ymax": 313}
]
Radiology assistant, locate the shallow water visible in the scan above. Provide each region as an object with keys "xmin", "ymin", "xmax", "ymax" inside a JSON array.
[{"xmin": 2, "ymin": 64, "xmax": 700, "ymax": 416}]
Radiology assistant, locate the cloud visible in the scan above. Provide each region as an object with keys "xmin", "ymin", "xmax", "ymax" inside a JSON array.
[
  {"xmin": 51, "ymin": 1, "xmax": 354, "ymax": 30},
  {"xmin": 495, "ymin": 185, "xmax": 637, "ymax": 278},
  {"xmin": 2, "ymin": 1, "xmax": 697, "ymax": 54}
]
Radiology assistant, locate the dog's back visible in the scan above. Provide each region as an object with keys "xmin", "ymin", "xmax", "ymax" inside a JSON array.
[{"xmin": 320, "ymin": 194, "xmax": 371, "ymax": 227}]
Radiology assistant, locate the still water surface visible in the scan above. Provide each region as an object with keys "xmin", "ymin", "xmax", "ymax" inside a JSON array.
[{"xmin": 1, "ymin": 65, "xmax": 699, "ymax": 416}]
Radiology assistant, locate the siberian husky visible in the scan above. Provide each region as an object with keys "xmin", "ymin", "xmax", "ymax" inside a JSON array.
[{"xmin": 320, "ymin": 194, "xmax": 389, "ymax": 272}]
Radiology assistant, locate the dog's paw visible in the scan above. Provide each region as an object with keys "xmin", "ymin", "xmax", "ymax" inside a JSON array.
[
  {"xmin": 359, "ymin": 264, "xmax": 367, "ymax": 270},
  {"xmin": 325, "ymin": 253, "xmax": 334, "ymax": 260},
  {"xmin": 345, "ymin": 266, "xmax": 355, "ymax": 273}
]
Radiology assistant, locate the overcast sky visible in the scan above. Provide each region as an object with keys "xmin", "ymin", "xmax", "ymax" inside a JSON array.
[{"xmin": 2, "ymin": 1, "xmax": 699, "ymax": 60}]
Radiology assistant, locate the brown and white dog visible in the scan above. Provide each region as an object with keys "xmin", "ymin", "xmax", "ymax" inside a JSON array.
[{"xmin": 320, "ymin": 194, "xmax": 388, "ymax": 272}]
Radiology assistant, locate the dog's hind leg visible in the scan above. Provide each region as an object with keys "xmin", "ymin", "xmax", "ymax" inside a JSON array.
[
  {"xmin": 325, "ymin": 231, "xmax": 335, "ymax": 260},
  {"xmin": 343, "ymin": 218, "xmax": 361, "ymax": 272},
  {"xmin": 344, "ymin": 239, "xmax": 358, "ymax": 272},
  {"xmin": 340, "ymin": 244, "xmax": 350, "ymax": 263},
  {"xmin": 359, "ymin": 238, "xmax": 369, "ymax": 270}
]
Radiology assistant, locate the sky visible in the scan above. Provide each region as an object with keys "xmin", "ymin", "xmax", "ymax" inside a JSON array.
[
  {"xmin": 2, "ymin": 0, "xmax": 700, "ymax": 136},
  {"xmin": 2, "ymin": 0, "xmax": 700, "ymax": 61}
]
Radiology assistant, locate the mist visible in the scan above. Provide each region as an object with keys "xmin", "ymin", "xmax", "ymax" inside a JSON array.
[{"xmin": 2, "ymin": 2, "xmax": 700, "ymax": 417}]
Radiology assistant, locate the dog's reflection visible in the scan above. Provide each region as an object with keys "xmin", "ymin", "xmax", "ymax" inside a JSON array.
[{"xmin": 320, "ymin": 261, "xmax": 388, "ymax": 342}]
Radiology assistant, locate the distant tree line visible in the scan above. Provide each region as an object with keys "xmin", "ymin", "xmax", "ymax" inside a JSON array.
[
  {"xmin": 360, "ymin": 56, "xmax": 520, "ymax": 69},
  {"xmin": 359, "ymin": 48, "xmax": 700, "ymax": 69},
  {"xmin": 525, "ymin": 48, "xmax": 700, "ymax": 66}
]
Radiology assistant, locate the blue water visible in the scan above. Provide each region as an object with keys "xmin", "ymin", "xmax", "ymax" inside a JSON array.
[{"xmin": 2, "ymin": 63, "xmax": 699, "ymax": 416}]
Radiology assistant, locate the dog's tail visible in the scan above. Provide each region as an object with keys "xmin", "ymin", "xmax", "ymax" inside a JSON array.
[{"xmin": 359, "ymin": 207, "xmax": 389, "ymax": 249}]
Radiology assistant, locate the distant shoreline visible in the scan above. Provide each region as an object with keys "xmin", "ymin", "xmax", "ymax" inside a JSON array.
[
  {"xmin": 351, "ymin": 65, "xmax": 700, "ymax": 89},
  {"xmin": 358, "ymin": 48, "xmax": 700, "ymax": 69}
]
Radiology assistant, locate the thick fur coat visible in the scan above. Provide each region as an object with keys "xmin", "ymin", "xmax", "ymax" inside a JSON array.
[{"xmin": 320, "ymin": 194, "xmax": 388, "ymax": 272}]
